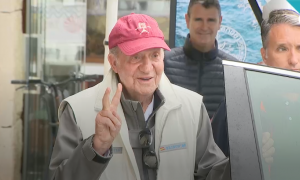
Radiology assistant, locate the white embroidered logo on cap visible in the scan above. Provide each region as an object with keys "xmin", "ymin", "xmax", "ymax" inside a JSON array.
[{"xmin": 136, "ymin": 22, "xmax": 151, "ymax": 35}]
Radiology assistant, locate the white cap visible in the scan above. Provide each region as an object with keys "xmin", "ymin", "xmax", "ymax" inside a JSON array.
[{"xmin": 262, "ymin": 0, "xmax": 298, "ymax": 20}]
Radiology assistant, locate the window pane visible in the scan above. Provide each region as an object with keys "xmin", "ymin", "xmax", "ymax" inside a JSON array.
[
  {"xmin": 175, "ymin": 0, "xmax": 267, "ymax": 63},
  {"xmin": 119, "ymin": 0, "xmax": 170, "ymax": 45},
  {"xmin": 86, "ymin": 0, "xmax": 106, "ymax": 63},
  {"xmin": 86, "ymin": 0, "xmax": 170, "ymax": 64},
  {"xmin": 246, "ymin": 70, "xmax": 300, "ymax": 180}
]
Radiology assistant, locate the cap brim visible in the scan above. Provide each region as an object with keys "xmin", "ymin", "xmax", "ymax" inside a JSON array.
[{"xmin": 117, "ymin": 37, "xmax": 171, "ymax": 56}]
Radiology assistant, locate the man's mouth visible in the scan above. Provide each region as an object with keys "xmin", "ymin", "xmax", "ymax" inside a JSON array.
[
  {"xmin": 138, "ymin": 77, "xmax": 153, "ymax": 81},
  {"xmin": 198, "ymin": 32, "xmax": 210, "ymax": 35}
]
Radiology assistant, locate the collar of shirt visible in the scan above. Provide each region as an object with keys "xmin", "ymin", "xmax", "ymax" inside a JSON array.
[
  {"xmin": 144, "ymin": 96, "xmax": 154, "ymax": 121},
  {"xmin": 183, "ymin": 33, "xmax": 218, "ymax": 61},
  {"xmin": 120, "ymin": 89, "xmax": 165, "ymax": 128}
]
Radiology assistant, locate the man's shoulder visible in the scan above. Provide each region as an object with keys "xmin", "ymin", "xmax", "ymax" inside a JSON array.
[
  {"xmin": 218, "ymin": 50, "xmax": 239, "ymax": 61},
  {"xmin": 64, "ymin": 83, "xmax": 100, "ymax": 104},
  {"xmin": 58, "ymin": 83, "xmax": 100, "ymax": 118},
  {"xmin": 164, "ymin": 47, "xmax": 185, "ymax": 60},
  {"xmin": 171, "ymin": 84, "xmax": 203, "ymax": 104}
]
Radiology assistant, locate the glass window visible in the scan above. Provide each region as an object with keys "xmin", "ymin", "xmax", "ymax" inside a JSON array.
[
  {"xmin": 246, "ymin": 70, "xmax": 300, "ymax": 180},
  {"xmin": 118, "ymin": 0, "xmax": 170, "ymax": 45},
  {"xmin": 22, "ymin": 1, "xmax": 87, "ymax": 179},
  {"xmin": 175, "ymin": 0, "xmax": 267, "ymax": 63},
  {"xmin": 86, "ymin": 0, "xmax": 106, "ymax": 63},
  {"xmin": 86, "ymin": 0, "xmax": 170, "ymax": 64}
]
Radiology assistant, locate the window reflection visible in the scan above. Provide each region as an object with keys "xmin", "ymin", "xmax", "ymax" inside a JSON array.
[
  {"xmin": 86, "ymin": 0, "xmax": 170, "ymax": 63},
  {"xmin": 247, "ymin": 70, "xmax": 300, "ymax": 180}
]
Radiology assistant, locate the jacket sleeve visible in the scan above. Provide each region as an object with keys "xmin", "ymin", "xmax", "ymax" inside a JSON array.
[
  {"xmin": 194, "ymin": 103, "xmax": 231, "ymax": 180},
  {"xmin": 49, "ymin": 103, "xmax": 112, "ymax": 180},
  {"xmin": 211, "ymin": 100, "xmax": 229, "ymax": 157}
]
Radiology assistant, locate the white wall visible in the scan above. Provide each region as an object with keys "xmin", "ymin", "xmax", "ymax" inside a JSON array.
[{"xmin": 0, "ymin": 0, "xmax": 24, "ymax": 180}]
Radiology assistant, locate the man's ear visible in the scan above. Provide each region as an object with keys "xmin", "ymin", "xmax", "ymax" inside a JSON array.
[
  {"xmin": 219, "ymin": 16, "xmax": 223, "ymax": 29},
  {"xmin": 185, "ymin": 13, "xmax": 190, "ymax": 29},
  {"xmin": 260, "ymin": 48, "xmax": 268, "ymax": 64},
  {"xmin": 108, "ymin": 53, "xmax": 118, "ymax": 73}
]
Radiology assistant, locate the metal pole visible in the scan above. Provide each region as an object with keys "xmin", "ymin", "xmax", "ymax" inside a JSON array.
[
  {"xmin": 103, "ymin": 0, "xmax": 119, "ymax": 76},
  {"xmin": 23, "ymin": 0, "xmax": 33, "ymax": 179},
  {"xmin": 247, "ymin": 0, "xmax": 263, "ymax": 26},
  {"xmin": 168, "ymin": 0, "xmax": 177, "ymax": 48}
]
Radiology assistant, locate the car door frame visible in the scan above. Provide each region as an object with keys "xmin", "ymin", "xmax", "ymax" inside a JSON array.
[{"xmin": 222, "ymin": 60, "xmax": 300, "ymax": 180}]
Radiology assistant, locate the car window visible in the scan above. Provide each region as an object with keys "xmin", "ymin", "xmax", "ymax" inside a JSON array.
[{"xmin": 246, "ymin": 70, "xmax": 300, "ymax": 180}]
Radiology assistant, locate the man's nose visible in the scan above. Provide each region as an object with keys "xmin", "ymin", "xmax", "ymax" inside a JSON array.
[
  {"xmin": 139, "ymin": 57, "xmax": 153, "ymax": 73},
  {"xmin": 288, "ymin": 49, "xmax": 300, "ymax": 68},
  {"xmin": 201, "ymin": 21, "xmax": 209, "ymax": 31}
]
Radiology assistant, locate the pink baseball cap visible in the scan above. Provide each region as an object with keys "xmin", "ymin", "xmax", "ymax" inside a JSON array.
[{"xmin": 109, "ymin": 13, "xmax": 171, "ymax": 55}]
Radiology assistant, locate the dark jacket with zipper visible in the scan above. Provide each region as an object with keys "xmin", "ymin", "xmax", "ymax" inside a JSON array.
[{"xmin": 164, "ymin": 34, "xmax": 237, "ymax": 118}]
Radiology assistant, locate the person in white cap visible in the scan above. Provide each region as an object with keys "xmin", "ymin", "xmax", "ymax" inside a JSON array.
[{"xmin": 48, "ymin": 13, "xmax": 230, "ymax": 180}]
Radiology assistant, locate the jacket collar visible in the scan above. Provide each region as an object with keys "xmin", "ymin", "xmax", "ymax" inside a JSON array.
[
  {"xmin": 183, "ymin": 33, "xmax": 218, "ymax": 61},
  {"xmin": 119, "ymin": 88, "xmax": 165, "ymax": 129}
]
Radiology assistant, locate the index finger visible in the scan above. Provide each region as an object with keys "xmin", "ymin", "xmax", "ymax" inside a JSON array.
[
  {"xmin": 102, "ymin": 87, "xmax": 111, "ymax": 110},
  {"xmin": 110, "ymin": 83, "xmax": 122, "ymax": 111}
]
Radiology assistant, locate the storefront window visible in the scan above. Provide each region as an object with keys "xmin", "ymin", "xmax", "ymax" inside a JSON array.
[
  {"xmin": 22, "ymin": 1, "xmax": 87, "ymax": 179},
  {"xmin": 118, "ymin": 0, "xmax": 170, "ymax": 45},
  {"xmin": 86, "ymin": 0, "xmax": 171, "ymax": 64}
]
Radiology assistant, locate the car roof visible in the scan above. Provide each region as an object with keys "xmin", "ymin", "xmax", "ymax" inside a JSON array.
[{"xmin": 222, "ymin": 60, "xmax": 300, "ymax": 80}]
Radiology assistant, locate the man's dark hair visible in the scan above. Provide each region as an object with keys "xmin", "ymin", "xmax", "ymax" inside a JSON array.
[{"xmin": 187, "ymin": 0, "xmax": 221, "ymax": 16}]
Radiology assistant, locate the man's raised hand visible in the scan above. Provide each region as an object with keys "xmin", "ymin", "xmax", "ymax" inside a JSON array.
[{"xmin": 93, "ymin": 83, "xmax": 122, "ymax": 155}]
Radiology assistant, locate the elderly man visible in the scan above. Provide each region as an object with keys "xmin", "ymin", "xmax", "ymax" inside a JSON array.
[
  {"xmin": 260, "ymin": 9, "xmax": 300, "ymax": 71},
  {"xmin": 49, "ymin": 13, "xmax": 229, "ymax": 180}
]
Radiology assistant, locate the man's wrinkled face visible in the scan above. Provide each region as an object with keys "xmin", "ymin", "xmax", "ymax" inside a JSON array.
[
  {"xmin": 108, "ymin": 48, "xmax": 164, "ymax": 101},
  {"xmin": 185, "ymin": 4, "xmax": 222, "ymax": 52},
  {"xmin": 261, "ymin": 23, "xmax": 300, "ymax": 71}
]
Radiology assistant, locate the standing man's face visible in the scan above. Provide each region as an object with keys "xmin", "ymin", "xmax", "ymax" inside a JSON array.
[
  {"xmin": 261, "ymin": 23, "xmax": 300, "ymax": 71},
  {"xmin": 185, "ymin": 4, "xmax": 222, "ymax": 52},
  {"xmin": 108, "ymin": 48, "xmax": 164, "ymax": 101}
]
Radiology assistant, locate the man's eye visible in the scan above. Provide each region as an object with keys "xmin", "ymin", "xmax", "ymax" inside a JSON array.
[
  {"xmin": 278, "ymin": 47, "xmax": 287, "ymax": 52},
  {"xmin": 133, "ymin": 56, "xmax": 141, "ymax": 61},
  {"xmin": 130, "ymin": 56, "xmax": 141, "ymax": 63}
]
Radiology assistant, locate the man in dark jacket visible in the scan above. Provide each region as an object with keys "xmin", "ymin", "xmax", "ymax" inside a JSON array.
[{"xmin": 164, "ymin": 0, "xmax": 237, "ymax": 118}]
